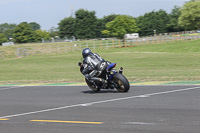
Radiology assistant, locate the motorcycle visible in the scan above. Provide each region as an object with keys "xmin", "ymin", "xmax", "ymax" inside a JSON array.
[{"xmin": 78, "ymin": 61, "xmax": 130, "ymax": 92}]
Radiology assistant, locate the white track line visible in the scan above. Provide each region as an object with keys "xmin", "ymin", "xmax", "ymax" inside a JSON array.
[
  {"xmin": 0, "ymin": 86, "xmax": 199, "ymax": 119},
  {"xmin": 0, "ymin": 86, "xmax": 24, "ymax": 91}
]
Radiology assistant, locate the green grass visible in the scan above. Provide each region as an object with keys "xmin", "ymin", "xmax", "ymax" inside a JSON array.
[{"xmin": 0, "ymin": 40, "xmax": 200, "ymax": 84}]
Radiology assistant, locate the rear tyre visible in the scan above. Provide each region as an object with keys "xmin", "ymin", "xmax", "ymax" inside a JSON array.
[
  {"xmin": 112, "ymin": 73, "xmax": 130, "ymax": 92},
  {"xmin": 85, "ymin": 78, "xmax": 100, "ymax": 92}
]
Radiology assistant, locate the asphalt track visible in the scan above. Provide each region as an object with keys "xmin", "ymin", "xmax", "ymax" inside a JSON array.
[{"xmin": 0, "ymin": 85, "xmax": 200, "ymax": 133}]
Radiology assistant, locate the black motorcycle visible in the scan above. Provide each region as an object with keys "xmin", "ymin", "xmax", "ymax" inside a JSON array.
[{"xmin": 78, "ymin": 62, "xmax": 130, "ymax": 92}]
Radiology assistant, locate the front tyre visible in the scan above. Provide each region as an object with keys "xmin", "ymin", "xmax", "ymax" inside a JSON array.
[
  {"xmin": 85, "ymin": 78, "xmax": 100, "ymax": 92},
  {"xmin": 112, "ymin": 73, "xmax": 130, "ymax": 92}
]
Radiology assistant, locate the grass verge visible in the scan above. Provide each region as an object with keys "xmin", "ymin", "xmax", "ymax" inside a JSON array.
[{"xmin": 0, "ymin": 40, "xmax": 200, "ymax": 84}]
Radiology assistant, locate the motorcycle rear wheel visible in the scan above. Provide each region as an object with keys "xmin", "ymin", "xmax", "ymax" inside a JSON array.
[
  {"xmin": 85, "ymin": 78, "xmax": 101, "ymax": 92},
  {"xmin": 112, "ymin": 73, "xmax": 130, "ymax": 92}
]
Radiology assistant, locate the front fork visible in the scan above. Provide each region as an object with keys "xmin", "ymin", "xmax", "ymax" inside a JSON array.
[
  {"xmin": 107, "ymin": 67, "xmax": 123, "ymax": 88},
  {"xmin": 108, "ymin": 67, "xmax": 123, "ymax": 81}
]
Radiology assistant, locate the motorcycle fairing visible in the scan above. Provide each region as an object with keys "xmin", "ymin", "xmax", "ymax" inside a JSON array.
[{"xmin": 106, "ymin": 63, "xmax": 116, "ymax": 72}]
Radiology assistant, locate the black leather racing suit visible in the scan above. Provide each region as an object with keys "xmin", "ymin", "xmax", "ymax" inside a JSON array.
[{"xmin": 81, "ymin": 53, "xmax": 107, "ymax": 83}]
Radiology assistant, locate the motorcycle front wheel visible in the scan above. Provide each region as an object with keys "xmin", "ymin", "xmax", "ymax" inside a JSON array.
[
  {"xmin": 85, "ymin": 78, "xmax": 101, "ymax": 92},
  {"xmin": 112, "ymin": 73, "xmax": 130, "ymax": 92}
]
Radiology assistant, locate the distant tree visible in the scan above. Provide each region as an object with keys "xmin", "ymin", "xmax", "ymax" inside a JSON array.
[
  {"xmin": 2, "ymin": 29, "xmax": 14, "ymax": 40},
  {"xmin": 102, "ymin": 15, "xmax": 139, "ymax": 39},
  {"xmin": 49, "ymin": 27, "xmax": 59, "ymax": 38},
  {"xmin": 34, "ymin": 30, "xmax": 51, "ymax": 42},
  {"xmin": 13, "ymin": 22, "xmax": 36, "ymax": 43},
  {"xmin": 29, "ymin": 22, "xmax": 41, "ymax": 31},
  {"xmin": 102, "ymin": 14, "xmax": 119, "ymax": 24},
  {"xmin": 167, "ymin": 6, "xmax": 183, "ymax": 32},
  {"xmin": 0, "ymin": 33, "xmax": 8, "ymax": 44},
  {"xmin": 0, "ymin": 23, "xmax": 16, "ymax": 33},
  {"xmin": 178, "ymin": 0, "xmax": 200, "ymax": 30},
  {"xmin": 58, "ymin": 17, "xmax": 75, "ymax": 38},
  {"xmin": 100, "ymin": 14, "xmax": 119, "ymax": 37},
  {"xmin": 95, "ymin": 18, "xmax": 105, "ymax": 38},
  {"xmin": 0, "ymin": 23, "xmax": 16, "ymax": 39},
  {"xmin": 136, "ymin": 10, "xmax": 170, "ymax": 36},
  {"xmin": 188, "ymin": 0, "xmax": 198, "ymax": 2},
  {"xmin": 75, "ymin": 9, "xmax": 97, "ymax": 39},
  {"xmin": 58, "ymin": 10, "xmax": 119, "ymax": 39}
]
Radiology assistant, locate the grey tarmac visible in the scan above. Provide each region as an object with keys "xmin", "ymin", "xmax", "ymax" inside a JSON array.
[{"xmin": 0, "ymin": 85, "xmax": 200, "ymax": 133}]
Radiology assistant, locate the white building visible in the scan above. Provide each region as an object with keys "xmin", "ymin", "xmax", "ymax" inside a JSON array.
[{"xmin": 124, "ymin": 33, "xmax": 139, "ymax": 40}]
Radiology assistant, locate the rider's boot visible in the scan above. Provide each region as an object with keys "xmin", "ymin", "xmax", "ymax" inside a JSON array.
[{"xmin": 100, "ymin": 78, "xmax": 107, "ymax": 88}]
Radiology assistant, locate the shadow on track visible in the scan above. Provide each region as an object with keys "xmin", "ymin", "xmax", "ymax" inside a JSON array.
[{"xmin": 82, "ymin": 89, "xmax": 119, "ymax": 94}]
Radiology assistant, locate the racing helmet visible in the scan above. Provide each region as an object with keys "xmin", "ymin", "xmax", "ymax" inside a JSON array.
[{"xmin": 82, "ymin": 48, "xmax": 92, "ymax": 58}]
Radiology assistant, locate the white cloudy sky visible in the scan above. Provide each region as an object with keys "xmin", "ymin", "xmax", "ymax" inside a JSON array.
[{"xmin": 0, "ymin": 0, "xmax": 189, "ymax": 30}]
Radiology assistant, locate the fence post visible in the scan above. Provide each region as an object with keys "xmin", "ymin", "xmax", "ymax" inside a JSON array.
[
  {"xmin": 136, "ymin": 38, "xmax": 138, "ymax": 46},
  {"xmin": 112, "ymin": 39, "xmax": 115, "ymax": 48},
  {"xmin": 100, "ymin": 40, "xmax": 102, "ymax": 49},
  {"xmin": 146, "ymin": 37, "xmax": 149, "ymax": 45},
  {"xmin": 161, "ymin": 36, "xmax": 163, "ymax": 44},
  {"xmin": 106, "ymin": 40, "xmax": 108, "ymax": 49},
  {"xmin": 124, "ymin": 40, "xmax": 127, "ymax": 47},
  {"xmin": 157, "ymin": 36, "xmax": 159, "ymax": 44},
  {"xmin": 118, "ymin": 40, "xmax": 121, "ymax": 48}
]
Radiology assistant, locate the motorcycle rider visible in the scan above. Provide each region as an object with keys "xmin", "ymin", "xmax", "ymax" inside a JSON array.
[{"xmin": 80, "ymin": 48, "xmax": 108, "ymax": 88}]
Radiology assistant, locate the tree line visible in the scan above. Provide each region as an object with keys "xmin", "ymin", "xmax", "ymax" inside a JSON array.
[
  {"xmin": 0, "ymin": 22, "xmax": 54, "ymax": 44},
  {"xmin": 0, "ymin": 0, "xmax": 200, "ymax": 44}
]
